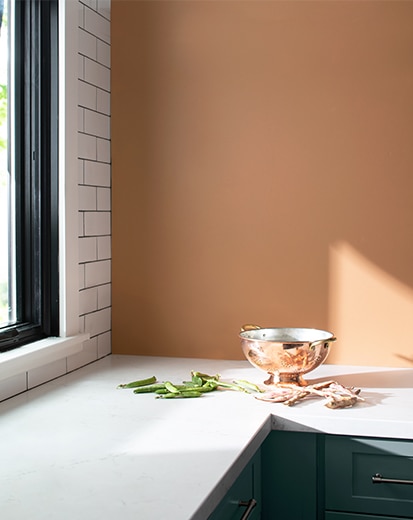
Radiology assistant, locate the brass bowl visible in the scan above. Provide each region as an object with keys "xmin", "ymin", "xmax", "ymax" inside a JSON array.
[{"xmin": 239, "ymin": 324, "xmax": 336, "ymax": 386}]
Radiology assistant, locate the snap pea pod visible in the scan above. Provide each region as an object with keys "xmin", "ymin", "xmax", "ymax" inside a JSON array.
[
  {"xmin": 182, "ymin": 381, "xmax": 202, "ymax": 388},
  {"xmin": 191, "ymin": 374, "xmax": 203, "ymax": 387},
  {"xmin": 155, "ymin": 388, "xmax": 169, "ymax": 394},
  {"xmin": 156, "ymin": 390, "xmax": 203, "ymax": 399},
  {"xmin": 158, "ymin": 382, "xmax": 217, "ymax": 394},
  {"xmin": 191, "ymin": 371, "xmax": 220, "ymax": 382},
  {"xmin": 117, "ymin": 372, "xmax": 262, "ymax": 399},
  {"xmin": 187, "ymin": 381, "xmax": 217, "ymax": 393},
  {"xmin": 133, "ymin": 383, "xmax": 166, "ymax": 394},
  {"xmin": 233, "ymin": 380, "xmax": 264, "ymax": 393},
  {"xmin": 152, "ymin": 382, "xmax": 217, "ymax": 395},
  {"xmin": 164, "ymin": 381, "xmax": 180, "ymax": 394},
  {"xmin": 207, "ymin": 379, "xmax": 247, "ymax": 392},
  {"xmin": 117, "ymin": 375, "xmax": 157, "ymax": 389}
]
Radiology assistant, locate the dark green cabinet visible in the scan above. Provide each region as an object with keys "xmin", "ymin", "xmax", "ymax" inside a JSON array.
[
  {"xmin": 208, "ymin": 431, "xmax": 413, "ymax": 520},
  {"xmin": 208, "ymin": 449, "xmax": 261, "ymax": 520},
  {"xmin": 261, "ymin": 430, "xmax": 319, "ymax": 520},
  {"xmin": 325, "ymin": 435, "xmax": 413, "ymax": 519}
]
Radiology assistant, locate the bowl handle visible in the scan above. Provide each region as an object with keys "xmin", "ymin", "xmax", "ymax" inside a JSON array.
[
  {"xmin": 240, "ymin": 324, "xmax": 261, "ymax": 332},
  {"xmin": 310, "ymin": 337, "xmax": 337, "ymax": 349}
]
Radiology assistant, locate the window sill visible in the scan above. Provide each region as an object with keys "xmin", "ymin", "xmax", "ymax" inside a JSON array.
[{"xmin": 0, "ymin": 334, "xmax": 90, "ymax": 383}]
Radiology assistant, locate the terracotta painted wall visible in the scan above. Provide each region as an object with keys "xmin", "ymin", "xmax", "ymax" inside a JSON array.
[{"xmin": 112, "ymin": 1, "xmax": 413, "ymax": 367}]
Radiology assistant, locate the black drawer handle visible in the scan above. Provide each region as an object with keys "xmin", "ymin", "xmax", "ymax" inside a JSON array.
[
  {"xmin": 238, "ymin": 498, "xmax": 257, "ymax": 520},
  {"xmin": 372, "ymin": 473, "xmax": 413, "ymax": 485}
]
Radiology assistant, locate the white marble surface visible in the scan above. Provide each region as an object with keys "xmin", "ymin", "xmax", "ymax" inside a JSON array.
[{"xmin": 0, "ymin": 355, "xmax": 412, "ymax": 520}]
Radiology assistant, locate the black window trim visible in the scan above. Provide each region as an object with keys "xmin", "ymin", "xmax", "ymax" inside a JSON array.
[{"xmin": 0, "ymin": 0, "xmax": 59, "ymax": 353}]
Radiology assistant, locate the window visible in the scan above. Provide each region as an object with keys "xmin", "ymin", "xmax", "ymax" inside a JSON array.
[{"xmin": 0, "ymin": 0, "xmax": 59, "ymax": 353}]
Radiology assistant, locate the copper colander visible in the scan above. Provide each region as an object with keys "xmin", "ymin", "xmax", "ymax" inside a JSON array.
[{"xmin": 239, "ymin": 324, "xmax": 336, "ymax": 386}]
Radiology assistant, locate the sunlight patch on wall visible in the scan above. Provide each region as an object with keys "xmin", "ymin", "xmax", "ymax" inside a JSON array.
[{"xmin": 328, "ymin": 242, "xmax": 413, "ymax": 367}]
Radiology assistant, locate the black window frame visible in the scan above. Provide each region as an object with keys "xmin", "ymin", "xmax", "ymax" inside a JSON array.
[{"xmin": 0, "ymin": 0, "xmax": 59, "ymax": 353}]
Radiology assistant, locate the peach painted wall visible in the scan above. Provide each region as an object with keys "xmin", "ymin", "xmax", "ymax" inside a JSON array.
[{"xmin": 112, "ymin": 1, "xmax": 413, "ymax": 367}]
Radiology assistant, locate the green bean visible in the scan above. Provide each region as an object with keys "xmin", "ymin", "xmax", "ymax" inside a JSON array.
[
  {"xmin": 133, "ymin": 383, "xmax": 166, "ymax": 394},
  {"xmin": 117, "ymin": 375, "xmax": 157, "ymax": 389}
]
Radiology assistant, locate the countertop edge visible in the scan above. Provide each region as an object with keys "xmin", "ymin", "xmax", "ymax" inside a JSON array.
[{"xmin": 191, "ymin": 415, "xmax": 273, "ymax": 520}]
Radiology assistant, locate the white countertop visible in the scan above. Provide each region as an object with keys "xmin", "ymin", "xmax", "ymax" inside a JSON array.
[{"xmin": 1, "ymin": 355, "xmax": 412, "ymax": 520}]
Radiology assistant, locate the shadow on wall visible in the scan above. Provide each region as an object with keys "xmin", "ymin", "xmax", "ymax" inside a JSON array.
[{"xmin": 329, "ymin": 242, "xmax": 413, "ymax": 366}]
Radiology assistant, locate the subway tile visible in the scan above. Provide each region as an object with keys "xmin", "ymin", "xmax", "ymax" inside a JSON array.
[
  {"xmin": 28, "ymin": 359, "xmax": 67, "ymax": 389},
  {"xmin": 85, "ymin": 7, "xmax": 110, "ymax": 44},
  {"xmin": 84, "ymin": 57, "xmax": 110, "ymax": 91},
  {"xmin": 96, "ymin": 138, "xmax": 111, "ymax": 163},
  {"xmin": 79, "ymin": 80, "xmax": 97, "ymax": 110},
  {"xmin": 78, "ymin": 54, "xmax": 85, "ymax": 80},
  {"xmin": 79, "ymin": 28, "xmax": 97, "ymax": 60},
  {"xmin": 84, "ymin": 211, "xmax": 111, "ymax": 236},
  {"xmin": 0, "ymin": 373, "xmax": 27, "ymax": 402},
  {"xmin": 78, "ymin": 107, "xmax": 84, "ymax": 132},
  {"xmin": 84, "ymin": 160, "xmax": 111, "ymax": 187},
  {"xmin": 97, "ymin": 236, "xmax": 111, "ymax": 260},
  {"xmin": 84, "ymin": 307, "xmax": 111, "ymax": 337},
  {"xmin": 97, "ymin": 283, "xmax": 111, "ymax": 309},
  {"xmin": 79, "ymin": 236, "xmax": 97, "ymax": 263},
  {"xmin": 78, "ymin": 211, "xmax": 85, "ymax": 237},
  {"xmin": 80, "ymin": 0, "xmax": 97, "ymax": 11},
  {"xmin": 97, "ymin": 0, "xmax": 111, "ymax": 21},
  {"xmin": 79, "ymin": 286, "xmax": 99, "ymax": 315},
  {"xmin": 78, "ymin": 3, "xmax": 85, "ymax": 30},
  {"xmin": 79, "ymin": 185, "xmax": 97, "ymax": 211},
  {"xmin": 97, "ymin": 40, "xmax": 110, "ymax": 68},
  {"xmin": 97, "ymin": 331, "xmax": 111, "ymax": 358},
  {"xmin": 97, "ymin": 88, "xmax": 110, "ymax": 115},
  {"xmin": 79, "ymin": 315, "xmax": 86, "ymax": 334},
  {"xmin": 97, "ymin": 187, "xmax": 111, "ymax": 211},
  {"xmin": 78, "ymin": 159, "xmax": 85, "ymax": 184},
  {"xmin": 78, "ymin": 132, "xmax": 97, "ymax": 160},
  {"xmin": 78, "ymin": 264, "xmax": 86, "ymax": 290},
  {"xmin": 84, "ymin": 109, "xmax": 110, "ymax": 139},
  {"xmin": 67, "ymin": 336, "xmax": 98, "ymax": 372},
  {"xmin": 85, "ymin": 259, "xmax": 111, "ymax": 287}
]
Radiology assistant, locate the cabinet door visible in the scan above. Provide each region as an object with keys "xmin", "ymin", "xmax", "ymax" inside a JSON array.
[
  {"xmin": 261, "ymin": 430, "xmax": 319, "ymax": 520},
  {"xmin": 208, "ymin": 450, "xmax": 261, "ymax": 520},
  {"xmin": 325, "ymin": 435, "xmax": 413, "ymax": 518}
]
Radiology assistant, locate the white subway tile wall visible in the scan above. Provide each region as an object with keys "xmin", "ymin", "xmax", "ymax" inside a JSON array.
[
  {"xmin": 0, "ymin": 0, "xmax": 112, "ymax": 402},
  {"xmin": 76, "ymin": 0, "xmax": 112, "ymax": 365}
]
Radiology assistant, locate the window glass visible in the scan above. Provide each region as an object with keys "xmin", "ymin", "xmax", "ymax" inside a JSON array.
[{"xmin": 0, "ymin": 0, "xmax": 10, "ymax": 327}]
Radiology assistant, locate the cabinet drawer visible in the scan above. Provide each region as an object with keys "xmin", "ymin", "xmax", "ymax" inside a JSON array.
[
  {"xmin": 325, "ymin": 436, "xmax": 413, "ymax": 518},
  {"xmin": 325, "ymin": 512, "xmax": 404, "ymax": 520}
]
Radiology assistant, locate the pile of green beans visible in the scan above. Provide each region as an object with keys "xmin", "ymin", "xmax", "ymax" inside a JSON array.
[{"xmin": 117, "ymin": 371, "xmax": 263, "ymax": 399}]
